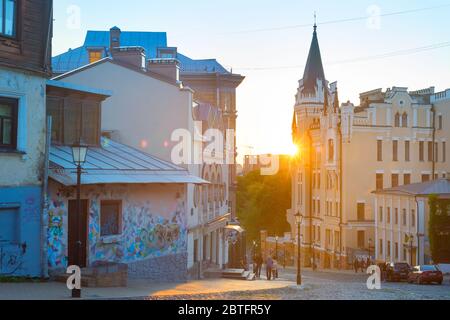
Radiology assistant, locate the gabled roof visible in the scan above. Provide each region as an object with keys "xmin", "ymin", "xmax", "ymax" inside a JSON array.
[
  {"xmin": 373, "ymin": 179, "xmax": 450, "ymax": 199},
  {"xmin": 49, "ymin": 137, "xmax": 209, "ymax": 186},
  {"xmin": 52, "ymin": 29, "xmax": 230, "ymax": 75},
  {"xmin": 302, "ymin": 25, "xmax": 326, "ymax": 94}
]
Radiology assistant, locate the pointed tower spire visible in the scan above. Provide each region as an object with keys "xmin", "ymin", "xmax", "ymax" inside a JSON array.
[{"xmin": 302, "ymin": 19, "xmax": 326, "ymax": 95}]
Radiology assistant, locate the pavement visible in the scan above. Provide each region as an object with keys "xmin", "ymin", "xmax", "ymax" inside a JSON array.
[
  {"xmin": 0, "ymin": 277, "xmax": 292, "ymax": 300},
  {"xmin": 1, "ymin": 267, "xmax": 449, "ymax": 300}
]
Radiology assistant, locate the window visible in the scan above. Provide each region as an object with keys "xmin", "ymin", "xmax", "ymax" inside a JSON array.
[
  {"xmin": 387, "ymin": 241, "xmax": 391, "ymax": 257},
  {"xmin": 419, "ymin": 141, "xmax": 424, "ymax": 162},
  {"xmin": 89, "ymin": 50, "xmax": 103, "ymax": 64},
  {"xmin": 404, "ymin": 174, "xmax": 411, "ymax": 186},
  {"xmin": 0, "ymin": 0, "xmax": 17, "ymax": 37},
  {"xmin": 393, "ymin": 140, "xmax": 398, "ymax": 161},
  {"xmin": 394, "ymin": 113, "xmax": 400, "ymax": 127},
  {"xmin": 402, "ymin": 113, "xmax": 408, "ymax": 128},
  {"xmin": 379, "ymin": 207, "xmax": 383, "ymax": 222},
  {"xmin": 100, "ymin": 201, "xmax": 122, "ymax": 237},
  {"xmin": 435, "ymin": 142, "xmax": 439, "ymax": 163},
  {"xmin": 387, "ymin": 207, "xmax": 391, "ymax": 224},
  {"xmin": 379, "ymin": 239, "xmax": 383, "ymax": 255},
  {"xmin": 47, "ymin": 97, "xmax": 101, "ymax": 146},
  {"xmin": 405, "ymin": 141, "xmax": 410, "ymax": 162},
  {"xmin": 422, "ymin": 174, "xmax": 430, "ymax": 182},
  {"xmin": 395, "ymin": 243, "xmax": 399, "ymax": 259},
  {"xmin": 392, "ymin": 174, "xmax": 399, "ymax": 188},
  {"xmin": 428, "ymin": 141, "xmax": 433, "ymax": 162},
  {"xmin": 357, "ymin": 203, "xmax": 365, "ymax": 221},
  {"xmin": 443, "ymin": 142, "xmax": 446, "ymax": 163},
  {"xmin": 0, "ymin": 97, "xmax": 18, "ymax": 149},
  {"xmin": 377, "ymin": 140, "xmax": 383, "ymax": 162},
  {"xmin": 376, "ymin": 174, "xmax": 384, "ymax": 190},
  {"xmin": 395, "ymin": 208, "xmax": 399, "ymax": 225},
  {"xmin": 411, "ymin": 210, "xmax": 416, "ymax": 228},
  {"xmin": 402, "ymin": 209, "xmax": 407, "ymax": 226},
  {"xmin": 0, "ymin": 208, "xmax": 19, "ymax": 243},
  {"xmin": 438, "ymin": 115, "xmax": 443, "ymax": 130},
  {"xmin": 357, "ymin": 231, "xmax": 365, "ymax": 248},
  {"xmin": 328, "ymin": 139, "xmax": 334, "ymax": 162}
]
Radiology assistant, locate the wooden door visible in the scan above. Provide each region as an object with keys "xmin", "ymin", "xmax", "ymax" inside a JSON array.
[{"xmin": 68, "ymin": 200, "xmax": 89, "ymax": 268}]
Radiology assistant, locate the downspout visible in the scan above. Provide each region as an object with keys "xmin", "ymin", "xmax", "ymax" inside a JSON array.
[
  {"xmin": 431, "ymin": 105, "xmax": 436, "ymax": 179},
  {"xmin": 338, "ymin": 121, "xmax": 344, "ymax": 269},
  {"xmin": 308, "ymin": 129, "xmax": 314, "ymax": 270},
  {"xmin": 43, "ymin": 1, "xmax": 53, "ymax": 75},
  {"xmin": 414, "ymin": 196, "xmax": 420, "ymax": 265},
  {"xmin": 41, "ymin": 116, "xmax": 52, "ymax": 278}
]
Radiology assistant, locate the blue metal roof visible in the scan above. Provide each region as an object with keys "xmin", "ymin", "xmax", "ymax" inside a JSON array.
[{"xmin": 52, "ymin": 30, "xmax": 230, "ymax": 75}]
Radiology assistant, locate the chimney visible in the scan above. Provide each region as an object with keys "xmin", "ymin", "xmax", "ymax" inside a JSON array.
[
  {"xmin": 147, "ymin": 58, "xmax": 180, "ymax": 82},
  {"xmin": 112, "ymin": 46, "xmax": 147, "ymax": 71},
  {"xmin": 147, "ymin": 47, "xmax": 180, "ymax": 82},
  {"xmin": 109, "ymin": 26, "xmax": 121, "ymax": 53}
]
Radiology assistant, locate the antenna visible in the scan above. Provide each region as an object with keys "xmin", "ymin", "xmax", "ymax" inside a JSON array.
[{"xmin": 314, "ymin": 12, "xmax": 317, "ymax": 31}]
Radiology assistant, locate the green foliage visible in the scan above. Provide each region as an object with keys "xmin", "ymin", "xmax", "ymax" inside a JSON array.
[
  {"xmin": 428, "ymin": 194, "xmax": 450, "ymax": 263},
  {"xmin": 0, "ymin": 276, "xmax": 45, "ymax": 283},
  {"xmin": 237, "ymin": 167, "xmax": 291, "ymax": 244}
]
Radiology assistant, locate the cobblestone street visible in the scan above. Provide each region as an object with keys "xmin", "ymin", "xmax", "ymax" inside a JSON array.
[{"xmin": 147, "ymin": 268, "xmax": 450, "ymax": 300}]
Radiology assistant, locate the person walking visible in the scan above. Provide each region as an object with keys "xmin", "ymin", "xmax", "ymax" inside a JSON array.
[
  {"xmin": 266, "ymin": 256, "xmax": 274, "ymax": 280},
  {"xmin": 256, "ymin": 254, "xmax": 263, "ymax": 278},
  {"xmin": 353, "ymin": 258, "xmax": 359, "ymax": 274}
]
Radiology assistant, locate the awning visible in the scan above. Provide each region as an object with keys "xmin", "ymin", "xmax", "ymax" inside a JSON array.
[{"xmin": 224, "ymin": 225, "xmax": 245, "ymax": 233}]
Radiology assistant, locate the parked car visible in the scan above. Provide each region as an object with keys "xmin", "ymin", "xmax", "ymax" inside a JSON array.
[
  {"xmin": 386, "ymin": 262, "xmax": 411, "ymax": 282},
  {"xmin": 407, "ymin": 265, "xmax": 443, "ymax": 285}
]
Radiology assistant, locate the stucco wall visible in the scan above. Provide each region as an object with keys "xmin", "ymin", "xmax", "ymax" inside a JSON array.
[
  {"xmin": 47, "ymin": 181, "xmax": 188, "ymax": 280},
  {"xmin": 0, "ymin": 67, "xmax": 46, "ymax": 186}
]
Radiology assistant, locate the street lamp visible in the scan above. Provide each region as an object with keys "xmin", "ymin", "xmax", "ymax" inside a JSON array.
[
  {"xmin": 71, "ymin": 141, "xmax": 88, "ymax": 299},
  {"xmin": 275, "ymin": 236, "xmax": 279, "ymax": 262},
  {"xmin": 294, "ymin": 211, "xmax": 303, "ymax": 285}
]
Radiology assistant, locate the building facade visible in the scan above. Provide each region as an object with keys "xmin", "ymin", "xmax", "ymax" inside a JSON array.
[
  {"xmin": 289, "ymin": 25, "xmax": 450, "ymax": 269},
  {"xmin": 0, "ymin": 0, "xmax": 52, "ymax": 277},
  {"xmin": 373, "ymin": 179, "xmax": 450, "ymax": 266},
  {"xmin": 52, "ymin": 29, "xmax": 238, "ymax": 276}
]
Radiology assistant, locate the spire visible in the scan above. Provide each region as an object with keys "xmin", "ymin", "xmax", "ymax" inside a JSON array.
[{"xmin": 302, "ymin": 21, "xmax": 326, "ymax": 95}]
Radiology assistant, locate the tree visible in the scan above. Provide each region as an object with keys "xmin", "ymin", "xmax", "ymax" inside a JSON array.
[
  {"xmin": 429, "ymin": 195, "xmax": 450, "ymax": 263},
  {"xmin": 237, "ymin": 167, "xmax": 291, "ymax": 245}
]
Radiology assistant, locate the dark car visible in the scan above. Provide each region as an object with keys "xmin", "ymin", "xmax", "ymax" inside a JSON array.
[
  {"xmin": 407, "ymin": 265, "xmax": 443, "ymax": 285},
  {"xmin": 386, "ymin": 262, "xmax": 411, "ymax": 282}
]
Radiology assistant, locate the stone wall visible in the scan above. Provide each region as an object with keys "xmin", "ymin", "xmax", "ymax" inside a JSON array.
[{"xmin": 128, "ymin": 252, "xmax": 188, "ymax": 282}]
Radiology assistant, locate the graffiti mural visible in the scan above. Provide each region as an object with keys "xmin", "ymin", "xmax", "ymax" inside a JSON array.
[
  {"xmin": 0, "ymin": 243, "xmax": 27, "ymax": 275},
  {"xmin": 47, "ymin": 197, "xmax": 67, "ymax": 268},
  {"xmin": 47, "ymin": 184, "xmax": 187, "ymax": 271}
]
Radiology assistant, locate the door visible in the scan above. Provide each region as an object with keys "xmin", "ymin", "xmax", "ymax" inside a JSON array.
[{"xmin": 68, "ymin": 200, "xmax": 89, "ymax": 268}]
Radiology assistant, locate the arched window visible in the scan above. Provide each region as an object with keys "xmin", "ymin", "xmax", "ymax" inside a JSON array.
[
  {"xmin": 402, "ymin": 113, "xmax": 408, "ymax": 128},
  {"xmin": 394, "ymin": 113, "xmax": 401, "ymax": 127}
]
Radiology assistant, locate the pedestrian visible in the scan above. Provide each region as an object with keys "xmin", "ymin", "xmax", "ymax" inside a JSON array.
[
  {"xmin": 360, "ymin": 258, "xmax": 365, "ymax": 273},
  {"xmin": 272, "ymin": 259, "xmax": 278, "ymax": 279},
  {"xmin": 353, "ymin": 258, "xmax": 359, "ymax": 273},
  {"xmin": 256, "ymin": 254, "xmax": 263, "ymax": 278},
  {"xmin": 266, "ymin": 256, "xmax": 273, "ymax": 280}
]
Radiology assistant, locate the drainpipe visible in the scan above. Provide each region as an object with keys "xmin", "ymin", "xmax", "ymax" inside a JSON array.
[
  {"xmin": 307, "ymin": 129, "xmax": 314, "ymax": 270},
  {"xmin": 431, "ymin": 105, "xmax": 436, "ymax": 179},
  {"xmin": 41, "ymin": 116, "xmax": 52, "ymax": 279},
  {"xmin": 338, "ymin": 121, "xmax": 344, "ymax": 269},
  {"xmin": 414, "ymin": 196, "xmax": 421, "ymax": 265}
]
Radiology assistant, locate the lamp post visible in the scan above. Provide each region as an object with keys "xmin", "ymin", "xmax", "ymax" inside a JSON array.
[
  {"xmin": 275, "ymin": 236, "xmax": 279, "ymax": 261},
  {"xmin": 294, "ymin": 211, "xmax": 303, "ymax": 285},
  {"xmin": 71, "ymin": 141, "xmax": 88, "ymax": 299}
]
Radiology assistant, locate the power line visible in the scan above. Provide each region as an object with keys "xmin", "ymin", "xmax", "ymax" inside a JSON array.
[
  {"xmin": 233, "ymin": 41, "xmax": 450, "ymax": 71},
  {"xmin": 223, "ymin": 3, "xmax": 450, "ymax": 35}
]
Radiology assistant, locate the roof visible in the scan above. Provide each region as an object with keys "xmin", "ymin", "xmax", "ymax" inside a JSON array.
[
  {"xmin": 302, "ymin": 25, "xmax": 326, "ymax": 94},
  {"xmin": 52, "ymin": 29, "xmax": 230, "ymax": 75},
  {"xmin": 373, "ymin": 179, "xmax": 450, "ymax": 198},
  {"xmin": 49, "ymin": 137, "xmax": 209, "ymax": 186},
  {"xmin": 46, "ymin": 79, "xmax": 113, "ymax": 97}
]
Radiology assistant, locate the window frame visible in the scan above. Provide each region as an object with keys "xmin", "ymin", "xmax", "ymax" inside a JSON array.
[
  {"xmin": 100, "ymin": 200, "xmax": 123, "ymax": 237},
  {"xmin": 0, "ymin": 0, "xmax": 18, "ymax": 39},
  {"xmin": 0, "ymin": 96, "xmax": 18, "ymax": 150}
]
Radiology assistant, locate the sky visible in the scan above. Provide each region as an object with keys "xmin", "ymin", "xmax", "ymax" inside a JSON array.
[{"xmin": 53, "ymin": 0, "xmax": 450, "ymax": 162}]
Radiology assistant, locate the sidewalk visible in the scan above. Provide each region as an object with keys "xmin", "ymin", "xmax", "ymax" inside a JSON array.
[{"xmin": 0, "ymin": 277, "xmax": 293, "ymax": 300}]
